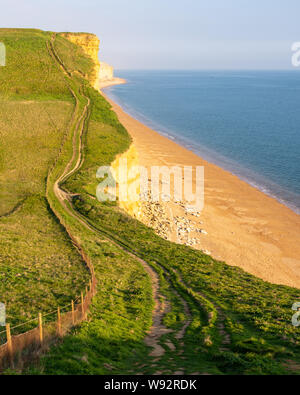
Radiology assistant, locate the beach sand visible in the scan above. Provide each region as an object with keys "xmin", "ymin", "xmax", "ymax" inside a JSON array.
[
  {"xmin": 99, "ymin": 78, "xmax": 126, "ymax": 90},
  {"xmin": 102, "ymin": 90, "xmax": 300, "ymax": 290}
]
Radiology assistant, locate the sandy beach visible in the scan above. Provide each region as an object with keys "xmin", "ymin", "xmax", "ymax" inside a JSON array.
[
  {"xmin": 99, "ymin": 78, "xmax": 126, "ymax": 90},
  {"xmin": 102, "ymin": 88, "xmax": 300, "ymax": 290}
]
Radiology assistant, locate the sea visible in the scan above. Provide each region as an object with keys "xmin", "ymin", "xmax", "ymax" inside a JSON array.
[{"xmin": 103, "ymin": 70, "xmax": 300, "ymax": 214}]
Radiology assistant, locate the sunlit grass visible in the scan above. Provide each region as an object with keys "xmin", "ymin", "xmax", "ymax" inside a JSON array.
[
  {"xmin": 0, "ymin": 30, "xmax": 92, "ymax": 331},
  {"xmin": 1, "ymin": 28, "xmax": 299, "ymax": 375}
]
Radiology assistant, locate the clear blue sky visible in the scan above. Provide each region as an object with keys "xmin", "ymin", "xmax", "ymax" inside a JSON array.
[{"xmin": 1, "ymin": 0, "xmax": 300, "ymax": 69}]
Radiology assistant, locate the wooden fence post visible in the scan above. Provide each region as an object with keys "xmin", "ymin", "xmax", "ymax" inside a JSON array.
[
  {"xmin": 57, "ymin": 307, "xmax": 62, "ymax": 337},
  {"xmin": 6, "ymin": 323, "xmax": 13, "ymax": 366},
  {"xmin": 38, "ymin": 313, "xmax": 43, "ymax": 345},
  {"xmin": 71, "ymin": 300, "xmax": 75, "ymax": 325}
]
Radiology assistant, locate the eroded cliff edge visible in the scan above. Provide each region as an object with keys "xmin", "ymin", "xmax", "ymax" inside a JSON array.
[
  {"xmin": 61, "ymin": 32, "xmax": 100, "ymax": 89},
  {"xmin": 62, "ymin": 33, "xmax": 141, "ymax": 220},
  {"xmin": 111, "ymin": 145, "xmax": 142, "ymax": 219}
]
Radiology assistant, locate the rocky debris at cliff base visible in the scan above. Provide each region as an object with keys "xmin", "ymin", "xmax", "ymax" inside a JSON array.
[
  {"xmin": 139, "ymin": 193, "xmax": 171, "ymax": 240},
  {"xmin": 139, "ymin": 194, "xmax": 207, "ymax": 249},
  {"xmin": 185, "ymin": 238, "xmax": 198, "ymax": 247}
]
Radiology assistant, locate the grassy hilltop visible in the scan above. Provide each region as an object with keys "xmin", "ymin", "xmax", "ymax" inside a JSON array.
[
  {"xmin": 0, "ymin": 28, "xmax": 299, "ymax": 375},
  {"xmin": 0, "ymin": 29, "xmax": 90, "ymax": 330}
]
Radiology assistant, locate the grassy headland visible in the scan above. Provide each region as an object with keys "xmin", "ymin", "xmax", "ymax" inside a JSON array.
[
  {"xmin": 0, "ymin": 29, "xmax": 299, "ymax": 375},
  {"xmin": 0, "ymin": 29, "xmax": 91, "ymax": 331}
]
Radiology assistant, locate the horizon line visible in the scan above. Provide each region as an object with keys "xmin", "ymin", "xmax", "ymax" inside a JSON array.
[{"xmin": 115, "ymin": 68, "xmax": 300, "ymax": 72}]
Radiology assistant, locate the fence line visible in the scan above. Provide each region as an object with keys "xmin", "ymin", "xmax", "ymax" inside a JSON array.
[
  {"xmin": 0, "ymin": 37, "xmax": 98, "ymax": 373},
  {"xmin": 0, "ymin": 236, "xmax": 97, "ymax": 372},
  {"xmin": 0, "ymin": 277, "xmax": 96, "ymax": 372}
]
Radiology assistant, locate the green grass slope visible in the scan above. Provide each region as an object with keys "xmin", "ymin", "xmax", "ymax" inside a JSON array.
[
  {"xmin": 43, "ymin": 83, "xmax": 299, "ymax": 375},
  {"xmin": 0, "ymin": 29, "xmax": 91, "ymax": 331},
  {"xmin": 34, "ymin": 66, "xmax": 300, "ymax": 374},
  {"xmin": 1, "ymin": 29, "xmax": 299, "ymax": 375}
]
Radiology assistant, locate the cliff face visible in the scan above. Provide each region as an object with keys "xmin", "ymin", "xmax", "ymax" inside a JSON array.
[
  {"xmin": 111, "ymin": 145, "xmax": 142, "ymax": 219},
  {"xmin": 61, "ymin": 33, "xmax": 116, "ymax": 90},
  {"xmin": 61, "ymin": 32, "xmax": 100, "ymax": 89},
  {"xmin": 99, "ymin": 62, "xmax": 114, "ymax": 81}
]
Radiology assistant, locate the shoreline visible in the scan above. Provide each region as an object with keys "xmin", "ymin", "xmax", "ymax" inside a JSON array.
[
  {"xmin": 98, "ymin": 77, "xmax": 126, "ymax": 90},
  {"xmin": 105, "ymin": 88, "xmax": 300, "ymax": 216},
  {"xmin": 100, "ymin": 80, "xmax": 300, "ymax": 289}
]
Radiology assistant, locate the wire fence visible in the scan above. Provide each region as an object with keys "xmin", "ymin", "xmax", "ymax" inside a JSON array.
[{"xmin": 0, "ymin": 232, "xmax": 97, "ymax": 373}]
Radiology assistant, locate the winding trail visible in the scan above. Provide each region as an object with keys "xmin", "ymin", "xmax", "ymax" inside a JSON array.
[
  {"xmin": 47, "ymin": 34, "xmax": 182, "ymax": 366},
  {"xmin": 172, "ymin": 267, "xmax": 231, "ymax": 351},
  {"xmin": 46, "ymin": 34, "xmax": 232, "ymax": 374}
]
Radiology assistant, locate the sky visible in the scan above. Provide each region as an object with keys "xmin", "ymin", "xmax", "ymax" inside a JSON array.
[{"xmin": 1, "ymin": 0, "xmax": 300, "ymax": 70}]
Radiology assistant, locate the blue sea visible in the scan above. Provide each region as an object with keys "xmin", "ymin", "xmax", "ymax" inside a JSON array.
[{"xmin": 103, "ymin": 71, "xmax": 300, "ymax": 214}]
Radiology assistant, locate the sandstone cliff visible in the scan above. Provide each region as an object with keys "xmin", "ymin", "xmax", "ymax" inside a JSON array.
[
  {"xmin": 110, "ymin": 145, "xmax": 172, "ymax": 240},
  {"xmin": 111, "ymin": 145, "xmax": 142, "ymax": 219},
  {"xmin": 61, "ymin": 33, "xmax": 116, "ymax": 90},
  {"xmin": 62, "ymin": 34, "xmax": 134, "ymax": 215},
  {"xmin": 61, "ymin": 32, "xmax": 100, "ymax": 89},
  {"xmin": 99, "ymin": 62, "xmax": 114, "ymax": 81}
]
